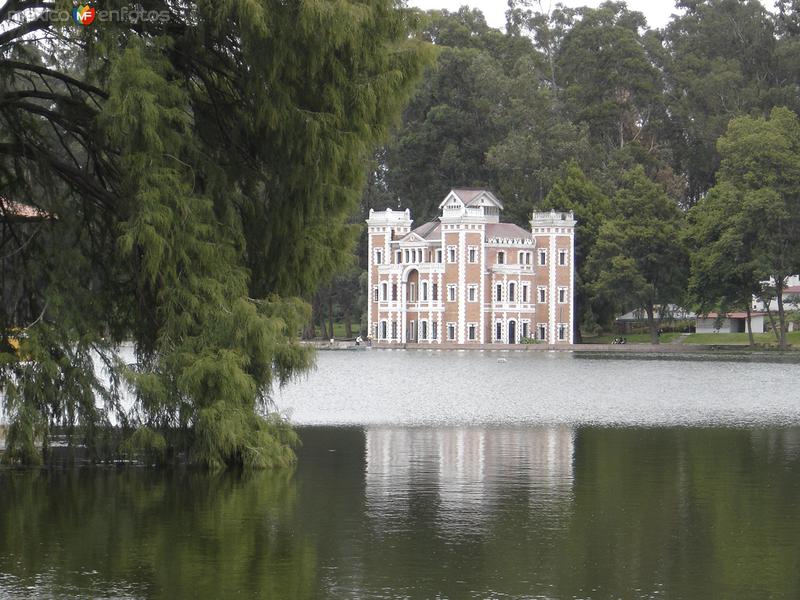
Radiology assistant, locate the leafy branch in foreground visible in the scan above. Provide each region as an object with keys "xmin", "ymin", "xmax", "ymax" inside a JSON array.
[{"xmin": 0, "ymin": 0, "xmax": 433, "ymax": 467}]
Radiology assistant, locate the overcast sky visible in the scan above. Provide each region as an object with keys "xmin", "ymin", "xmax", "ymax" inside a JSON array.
[{"xmin": 406, "ymin": 0, "xmax": 685, "ymax": 30}]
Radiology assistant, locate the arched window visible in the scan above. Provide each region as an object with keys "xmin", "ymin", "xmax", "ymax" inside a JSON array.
[
  {"xmin": 509, "ymin": 282, "xmax": 516, "ymax": 302},
  {"xmin": 497, "ymin": 251, "xmax": 505, "ymax": 265}
]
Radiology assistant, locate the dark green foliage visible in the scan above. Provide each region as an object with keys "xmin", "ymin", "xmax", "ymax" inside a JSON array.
[
  {"xmin": 0, "ymin": 0, "xmax": 433, "ymax": 467},
  {"xmin": 689, "ymin": 107, "xmax": 800, "ymax": 349},
  {"xmin": 587, "ymin": 167, "xmax": 688, "ymax": 343},
  {"xmin": 541, "ymin": 162, "xmax": 612, "ymax": 338}
]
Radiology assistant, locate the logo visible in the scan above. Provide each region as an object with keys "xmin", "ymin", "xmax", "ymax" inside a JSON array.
[{"xmin": 72, "ymin": 4, "xmax": 96, "ymax": 25}]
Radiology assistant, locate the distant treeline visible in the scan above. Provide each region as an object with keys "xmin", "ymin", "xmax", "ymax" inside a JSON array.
[{"xmin": 314, "ymin": 0, "xmax": 800, "ymax": 348}]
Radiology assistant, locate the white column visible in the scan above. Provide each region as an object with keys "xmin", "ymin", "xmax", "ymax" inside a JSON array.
[
  {"xmin": 457, "ymin": 227, "xmax": 466, "ymax": 344},
  {"xmin": 400, "ymin": 280, "xmax": 407, "ymax": 343},
  {"xmin": 367, "ymin": 231, "xmax": 373, "ymax": 339},
  {"xmin": 549, "ymin": 229, "xmax": 557, "ymax": 344},
  {"xmin": 437, "ymin": 271, "xmax": 443, "ymax": 344},
  {"xmin": 479, "ymin": 226, "xmax": 485, "ymax": 344},
  {"xmin": 569, "ymin": 228, "xmax": 575, "ymax": 344}
]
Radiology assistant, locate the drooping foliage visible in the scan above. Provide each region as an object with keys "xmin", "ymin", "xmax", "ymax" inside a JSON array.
[{"xmin": 0, "ymin": 0, "xmax": 433, "ymax": 466}]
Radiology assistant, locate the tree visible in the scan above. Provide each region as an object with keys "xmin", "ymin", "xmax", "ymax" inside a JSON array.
[
  {"xmin": 539, "ymin": 162, "xmax": 611, "ymax": 341},
  {"xmin": 702, "ymin": 107, "xmax": 800, "ymax": 349},
  {"xmin": 686, "ymin": 182, "xmax": 764, "ymax": 347},
  {"xmin": 0, "ymin": 0, "xmax": 432, "ymax": 466},
  {"xmin": 587, "ymin": 166, "xmax": 688, "ymax": 344},
  {"xmin": 661, "ymin": 0, "xmax": 800, "ymax": 205}
]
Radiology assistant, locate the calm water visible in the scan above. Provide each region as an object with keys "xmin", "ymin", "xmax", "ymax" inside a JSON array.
[{"xmin": 2, "ymin": 351, "xmax": 800, "ymax": 599}]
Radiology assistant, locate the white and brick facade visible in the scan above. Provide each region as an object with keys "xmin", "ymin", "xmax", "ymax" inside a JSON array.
[{"xmin": 367, "ymin": 189, "xmax": 575, "ymax": 346}]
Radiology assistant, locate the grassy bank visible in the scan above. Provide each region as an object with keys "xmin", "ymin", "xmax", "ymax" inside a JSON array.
[
  {"xmin": 584, "ymin": 331, "xmax": 799, "ymax": 348},
  {"xmin": 682, "ymin": 331, "xmax": 800, "ymax": 346},
  {"xmin": 582, "ymin": 333, "xmax": 681, "ymax": 344}
]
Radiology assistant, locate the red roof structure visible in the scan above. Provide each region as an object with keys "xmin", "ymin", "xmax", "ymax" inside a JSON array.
[{"xmin": 0, "ymin": 197, "xmax": 50, "ymax": 221}]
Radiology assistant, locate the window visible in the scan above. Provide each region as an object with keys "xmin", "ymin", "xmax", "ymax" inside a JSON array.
[
  {"xmin": 468, "ymin": 323, "xmax": 477, "ymax": 341},
  {"xmin": 558, "ymin": 323, "xmax": 567, "ymax": 341},
  {"xmin": 381, "ymin": 283, "xmax": 388, "ymax": 301},
  {"xmin": 392, "ymin": 284, "xmax": 398, "ymax": 301},
  {"xmin": 519, "ymin": 251, "xmax": 531, "ymax": 265},
  {"xmin": 558, "ymin": 287, "xmax": 568, "ymax": 303},
  {"xmin": 468, "ymin": 285, "xmax": 478, "ymax": 302},
  {"xmin": 468, "ymin": 246, "xmax": 478, "ymax": 263},
  {"xmin": 522, "ymin": 283, "xmax": 529, "ymax": 303},
  {"xmin": 559, "ymin": 249, "xmax": 567, "ymax": 266},
  {"xmin": 391, "ymin": 321, "xmax": 398, "ymax": 339},
  {"xmin": 373, "ymin": 286, "xmax": 379, "ymax": 302},
  {"xmin": 409, "ymin": 283, "xmax": 416, "ymax": 303},
  {"xmin": 538, "ymin": 323, "xmax": 547, "ymax": 341},
  {"xmin": 508, "ymin": 282, "xmax": 516, "ymax": 303},
  {"xmin": 375, "ymin": 249, "xmax": 383, "ymax": 264},
  {"xmin": 522, "ymin": 321, "xmax": 529, "ymax": 340},
  {"xmin": 539, "ymin": 249, "xmax": 547, "ymax": 266},
  {"xmin": 538, "ymin": 287, "xmax": 547, "ymax": 303},
  {"xmin": 432, "ymin": 283, "xmax": 439, "ymax": 301},
  {"xmin": 432, "ymin": 322, "xmax": 438, "ymax": 340},
  {"xmin": 436, "ymin": 249, "xmax": 443, "ymax": 263},
  {"xmin": 447, "ymin": 246, "xmax": 457, "ymax": 263},
  {"xmin": 497, "ymin": 251, "xmax": 505, "ymax": 265},
  {"xmin": 496, "ymin": 283, "xmax": 503, "ymax": 302},
  {"xmin": 495, "ymin": 321, "xmax": 502, "ymax": 341},
  {"xmin": 447, "ymin": 323, "xmax": 456, "ymax": 341},
  {"xmin": 380, "ymin": 321, "xmax": 387, "ymax": 340},
  {"xmin": 421, "ymin": 281, "xmax": 428, "ymax": 302},
  {"xmin": 396, "ymin": 250, "xmax": 402, "ymax": 264},
  {"xmin": 421, "ymin": 321, "xmax": 428, "ymax": 340},
  {"xmin": 404, "ymin": 250, "xmax": 410, "ymax": 263},
  {"xmin": 447, "ymin": 284, "xmax": 457, "ymax": 302}
]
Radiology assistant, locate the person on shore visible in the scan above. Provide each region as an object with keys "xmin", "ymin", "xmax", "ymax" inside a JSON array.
[{"xmin": 355, "ymin": 335, "xmax": 363, "ymax": 346}]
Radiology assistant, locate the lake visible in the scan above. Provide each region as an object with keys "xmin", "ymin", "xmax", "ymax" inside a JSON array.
[{"xmin": 1, "ymin": 351, "xmax": 800, "ymax": 599}]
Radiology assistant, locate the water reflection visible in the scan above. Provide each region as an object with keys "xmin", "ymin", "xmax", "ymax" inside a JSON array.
[
  {"xmin": 1, "ymin": 426, "xmax": 800, "ymax": 599},
  {"xmin": 366, "ymin": 427, "xmax": 575, "ymax": 536}
]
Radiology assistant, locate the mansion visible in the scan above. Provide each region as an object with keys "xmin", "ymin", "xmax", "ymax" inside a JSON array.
[{"xmin": 367, "ymin": 189, "xmax": 575, "ymax": 345}]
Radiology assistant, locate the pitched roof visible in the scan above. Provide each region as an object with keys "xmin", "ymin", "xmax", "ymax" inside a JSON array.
[
  {"xmin": 703, "ymin": 312, "xmax": 768, "ymax": 319},
  {"xmin": 486, "ymin": 223, "xmax": 531, "ymax": 240},
  {"xmin": 405, "ymin": 221, "xmax": 441, "ymax": 241},
  {"xmin": 0, "ymin": 197, "xmax": 50, "ymax": 221},
  {"xmin": 784, "ymin": 285, "xmax": 800, "ymax": 294},
  {"xmin": 440, "ymin": 188, "xmax": 504, "ymax": 210}
]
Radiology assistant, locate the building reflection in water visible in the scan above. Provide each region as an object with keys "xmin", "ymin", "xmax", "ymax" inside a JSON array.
[{"xmin": 365, "ymin": 426, "xmax": 575, "ymax": 536}]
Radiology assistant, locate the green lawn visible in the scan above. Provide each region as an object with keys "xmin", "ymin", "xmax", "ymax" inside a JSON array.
[
  {"xmin": 682, "ymin": 331, "xmax": 800, "ymax": 346},
  {"xmin": 314, "ymin": 322, "xmax": 361, "ymax": 339},
  {"xmin": 582, "ymin": 332, "xmax": 681, "ymax": 344}
]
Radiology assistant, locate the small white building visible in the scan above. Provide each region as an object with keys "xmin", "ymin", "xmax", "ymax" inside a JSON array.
[
  {"xmin": 752, "ymin": 275, "xmax": 800, "ymax": 311},
  {"xmin": 695, "ymin": 311, "xmax": 767, "ymax": 334}
]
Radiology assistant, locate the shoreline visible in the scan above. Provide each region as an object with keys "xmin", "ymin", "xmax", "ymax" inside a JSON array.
[{"xmin": 302, "ymin": 340, "xmax": 798, "ymax": 354}]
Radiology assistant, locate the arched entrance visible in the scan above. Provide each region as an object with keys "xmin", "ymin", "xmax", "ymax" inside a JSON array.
[
  {"xmin": 402, "ymin": 267, "xmax": 420, "ymax": 343},
  {"xmin": 508, "ymin": 320, "xmax": 516, "ymax": 344}
]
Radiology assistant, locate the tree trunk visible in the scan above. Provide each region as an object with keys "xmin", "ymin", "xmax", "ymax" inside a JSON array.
[
  {"xmin": 765, "ymin": 303, "xmax": 779, "ymax": 344},
  {"xmin": 302, "ymin": 319, "xmax": 315, "ymax": 340},
  {"xmin": 776, "ymin": 283, "xmax": 788, "ymax": 350},
  {"xmin": 745, "ymin": 303, "xmax": 755, "ymax": 348},
  {"xmin": 328, "ymin": 293, "xmax": 334, "ymax": 340},
  {"xmin": 645, "ymin": 303, "xmax": 659, "ymax": 344},
  {"xmin": 573, "ymin": 293, "xmax": 583, "ymax": 344},
  {"xmin": 344, "ymin": 307, "xmax": 352, "ymax": 339}
]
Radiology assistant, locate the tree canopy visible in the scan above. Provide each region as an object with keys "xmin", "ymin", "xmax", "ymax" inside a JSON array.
[{"xmin": 0, "ymin": 0, "xmax": 433, "ymax": 466}]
